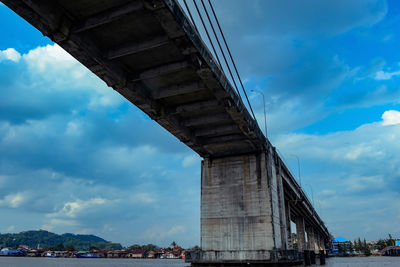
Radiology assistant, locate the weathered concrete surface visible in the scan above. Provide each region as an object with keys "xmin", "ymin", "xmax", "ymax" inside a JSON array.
[
  {"xmin": 296, "ymin": 216, "xmax": 307, "ymax": 252},
  {"xmin": 200, "ymin": 153, "xmax": 276, "ymax": 261},
  {"xmin": 196, "ymin": 146, "xmax": 328, "ymax": 264},
  {"xmin": 285, "ymin": 201, "xmax": 293, "ymax": 249}
]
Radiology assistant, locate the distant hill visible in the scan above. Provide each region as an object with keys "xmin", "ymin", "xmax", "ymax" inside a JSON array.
[{"xmin": 0, "ymin": 230, "xmax": 122, "ymax": 250}]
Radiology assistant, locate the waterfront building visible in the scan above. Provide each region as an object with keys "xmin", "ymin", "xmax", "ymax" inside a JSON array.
[
  {"xmin": 332, "ymin": 236, "xmax": 350, "ymax": 255},
  {"xmin": 128, "ymin": 249, "xmax": 148, "ymax": 258}
]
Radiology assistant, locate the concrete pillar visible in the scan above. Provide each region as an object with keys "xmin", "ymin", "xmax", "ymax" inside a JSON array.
[
  {"xmin": 319, "ymin": 249, "xmax": 326, "ymax": 265},
  {"xmin": 310, "ymin": 250, "xmax": 316, "ymax": 264},
  {"xmin": 306, "ymin": 229, "xmax": 312, "ymax": 251},
  {"xmin": 200, "ymin": 151, "xmax": 284, "ymax": 262},
  {"xmin": 314, "ymin": 232, "xmax": 319, "ymax": 250},
  {"xmin": 314, "ymin": 231, "xmax": 318, "ymax": 251},
  {"xmin": 295, "ymin": 216, "xmax": 306, "ymax": 252},
  {"xmin": 320, "ymin": 236, "xmax": 326, "ymax": 250},
  {"xmin": 268, "ymin": 152, "xmax": 283, "ymax": 250},
  {"xmin": 309, "ymin": 228, "xmax": 318, "ymax": 252},
  {"xmin": 315, "ymin": 233, "xmax": 322, "ymax": 251},
  {"xmin": 304, "ymin": 250, "xmax": 311, "ymax": 265},
  {"xmin": 276, "ymin": 163, "xmax": 288, "ymax": 249},
  {"xmin": 285, "ymin": 201, "xmax": 292, "ymax": 249}
]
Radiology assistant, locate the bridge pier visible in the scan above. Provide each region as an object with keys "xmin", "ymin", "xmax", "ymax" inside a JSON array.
[
  {"xmin": 295, "ymin": 216, "xmax": 307, "ymax": 252},
  {"xmin": 319, "ymin": 235, "xmax": 326, "ymax": 251},
  {"xmin": 285, "ymin": 200, "xmax": 293, "ymax": 249},
  {"xmin": 194, "ymin": 149, "xmax": 298, "ymax": 265}
]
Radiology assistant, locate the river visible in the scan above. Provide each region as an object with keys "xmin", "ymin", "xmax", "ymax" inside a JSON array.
[{"xmin": 0, "ymin": 256, "xmax": 399, "ymax": 266}]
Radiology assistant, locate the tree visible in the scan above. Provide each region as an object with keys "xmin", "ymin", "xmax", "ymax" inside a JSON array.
[
  {"xmin": 128, "ymin": 244, "xmax": 141, "ymax": 251},
  {"xmin": 51, "ymin": 243, "xmax": 65, "ymax": 251},
  {"xmin": 89, "ymin": 246, "xmax": 98, "ymax": 252},
  {"xmin": 357, "ymin": 238, "xmax": 362, "ymax": 252},
  {"xmin": 362, "ymin": 239, "xmax": 371, "ymax": 256},
  {"xmin": 142, "ymin": 244, "xmax": 157, "ymax": 251},
  {"xmin": 171, "ymin": 241, "xmax": 177, "ymax": 248},
  {"xmin": 66, "ymin": 245, "xmax": 75, "ymax": 251},
  {"xmin": 388, "ymin": 234, "xmax": 395, "ymax": 246},
  {"xmin": 376, "ymin": 239, "xmax": 387, "ymax": 250}
]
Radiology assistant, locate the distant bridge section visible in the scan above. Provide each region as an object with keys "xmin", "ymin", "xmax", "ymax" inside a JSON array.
[{"xmin": 3, "ymin": 0, "xmax": 329, "ymax": 265}]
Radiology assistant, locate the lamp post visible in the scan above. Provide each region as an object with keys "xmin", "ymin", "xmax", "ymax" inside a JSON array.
[
  {"xmin": 251, "ymin": 89, "xmax": 267, "ymax": 138},
  {"xmin": 289, "ymin": 154, "xmax": 301, "ymax": 187}
]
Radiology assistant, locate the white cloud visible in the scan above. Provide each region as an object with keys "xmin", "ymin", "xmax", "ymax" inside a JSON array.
[
  {"xmin": 65, "ymin": 120, "xmax": 82, "ymax": 136},
  {"xmin": 0, "ymin": 192, "xmax": 27, "ymax": 208},
  {"xmin": 47, "ymin": 197, "xmax": 113, "ymax": 219},
  {"xmin": 382, "ymin": 110, "xmax": 400, "ymax": 126},
  {"xmin": 0, "ymin": 48, "xmax": 21, "ymax": 62},
  {"xmin": 20, "ymin": 44, "xmax": 124, "ymax": 108},
  {"xmin": 344, "ymin": 144, "xmax": 374, "ymax": 160},
  {"xmin": 182, "ymin": 154, "xmax": 200, "ymax": 168},
  {"xmin": 345, "ymin": 175, "xmax": 384, "ymax": 192},
  {"xmin": 375, "ymin": 70, "xmax": 400, "ymax": 80},
  {"xmin": 132, "ymin": 193, "xmax": 156, "ymax": 203}
]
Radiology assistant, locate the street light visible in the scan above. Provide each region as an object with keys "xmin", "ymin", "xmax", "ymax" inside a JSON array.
[
  {"xmin": 251, "ymin": 89, "xmax": 267, "ymax": 138},
  {"xmin": 289, "ymin": 154, "xmax": 301, "ymax": 187}
]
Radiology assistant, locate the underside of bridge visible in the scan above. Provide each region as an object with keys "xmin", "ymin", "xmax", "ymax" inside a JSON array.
[{"xmin": 3, "ymin": 0, "xmax": 330, "ymax": 265}]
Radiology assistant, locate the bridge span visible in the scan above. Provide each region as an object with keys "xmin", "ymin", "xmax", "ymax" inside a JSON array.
[{"xmin": 3, "ymin": 0, "xmax": 329, "ymax": 265}]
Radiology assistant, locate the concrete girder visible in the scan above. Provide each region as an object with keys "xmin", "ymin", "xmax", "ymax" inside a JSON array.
[
  {"xmin": 107, "ymin": 35, "xmax": 170, "ymax": 60},
  {"xmin": 175, "ymin": 99, "xmax": 219, "ymax": 114},
  {"xmin": 152, "ymin": 81, "xmax": 207, "ymax": 99},
  {"xmin": 194, "ymin": 124, "xmax": 240, "ymax": 137},
  {"xmin": 183, "ymin": 113, "xmax": 232, "ymax": 127},
  {"xmin": 72, "ymin": 1, "xmax": 144, "ymax": 33},
  {"xmin": 135, "ymin": 61, "xmax": 191, "ymax": 82}
]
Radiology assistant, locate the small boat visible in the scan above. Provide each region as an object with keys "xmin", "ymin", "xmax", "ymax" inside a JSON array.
[
  {"xmin": 75, "ymin": 251, "xmax": 99, "ymax": 258},
  {"xmin": 44, "ymin": 252, "xmax": 58, "ymax": 257}
]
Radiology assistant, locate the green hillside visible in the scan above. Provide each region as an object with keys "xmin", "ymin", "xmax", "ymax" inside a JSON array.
[{"xmin": 0, "ymin": 230, "xmax": 122, "ymax": 250}]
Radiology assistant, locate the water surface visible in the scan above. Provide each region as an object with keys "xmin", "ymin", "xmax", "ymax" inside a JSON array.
[
  {"xmin": 0, "ymin": 258, "xmax": 188, "ymax": 267},
  {"xmin": 0, "ymin": 256, "xmax": 399, "ymax": 266}
]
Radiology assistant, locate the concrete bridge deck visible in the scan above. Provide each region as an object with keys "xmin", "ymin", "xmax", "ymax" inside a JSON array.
[
  {"xmin": 4, "ymin": 0, "xmax": 266, "ymax": 158},
  {"xmin": 3, "ymin": 0, "xmax": 330, "ymax": 265}
]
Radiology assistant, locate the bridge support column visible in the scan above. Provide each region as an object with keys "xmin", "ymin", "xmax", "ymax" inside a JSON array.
[
  {"xmin": 311, "ymin": 229, "xmax": 318, "ymax": 252},
  {"xmin": 315, "ymin": 233, "xmax": 323, "ymax": 251},
  {"xmin": 306, "ymin": 228, "xmax": 311, "ymax": 250},
  {"xmin": 199, "ymin": 151, "xmax": 288, "ymax": 264},
  {"xmin": 295, "ymin": 216, "xmax": 306, "ymax": 252},
  {"xmin": 276, "ymin": 169, "xmax": 288, "ymax": 250},
  {"xmin": 315, "ymin": 232, "xmax": 321, "ymax": 252},
  {"xmin": 320, "ymin": 236, "xmax": 326, "ymax": 251},
  {"xmin": 285, "ymin": 201, "xmax": 292, "ymax": 249}
]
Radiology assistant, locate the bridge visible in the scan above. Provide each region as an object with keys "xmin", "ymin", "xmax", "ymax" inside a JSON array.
[{"xmin": 3, "ymin": 0, "xmax": 330, "ymax": 265}]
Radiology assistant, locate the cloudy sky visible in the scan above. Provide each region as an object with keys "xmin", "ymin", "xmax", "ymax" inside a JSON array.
[{"xmin": 1, "ymin": 0, "xmax": 400, "ymax": 247}]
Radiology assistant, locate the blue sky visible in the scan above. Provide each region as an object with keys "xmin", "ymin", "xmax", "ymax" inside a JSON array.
[{"xmin": 1, "ymin": 0, "xmax": 400, "ymax": 247}]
